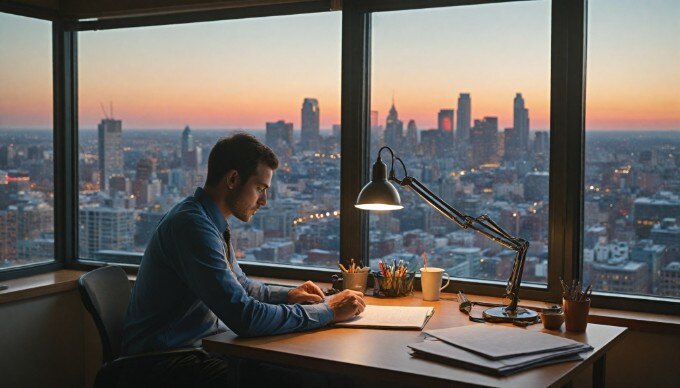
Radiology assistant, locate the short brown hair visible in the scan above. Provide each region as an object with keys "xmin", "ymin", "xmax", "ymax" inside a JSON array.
[{"xmin": 205, "ymin": 133, "xmax": 279, "ymax": 187}]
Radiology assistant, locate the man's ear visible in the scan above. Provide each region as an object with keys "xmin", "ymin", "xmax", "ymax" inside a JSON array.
[{"xmin": 224, "ymin": 169, "xmax": 240, "ymax": 190}]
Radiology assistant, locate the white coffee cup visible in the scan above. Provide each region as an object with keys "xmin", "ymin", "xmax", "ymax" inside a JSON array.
[{"xmin": 420, "ymin": 267, "xmax": 450, "ymax": 301}]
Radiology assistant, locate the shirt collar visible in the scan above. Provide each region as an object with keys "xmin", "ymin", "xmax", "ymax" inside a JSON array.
[{"xmin": 194, "ymin": 187, "xmax": 229, "ymax": 233}]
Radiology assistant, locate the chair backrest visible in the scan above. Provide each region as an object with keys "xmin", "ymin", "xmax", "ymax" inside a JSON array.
[{"xmin": 78, "ymin": 266, "xmax": 131, "ymax": 364}]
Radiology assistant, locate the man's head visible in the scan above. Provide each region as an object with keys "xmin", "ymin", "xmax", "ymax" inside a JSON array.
[{"xmin": 205, "ymin": 133, "xmax": 279, "ymax": 222}]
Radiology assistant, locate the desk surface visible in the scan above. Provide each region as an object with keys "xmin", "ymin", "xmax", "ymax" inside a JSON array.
[{"xmin": 203, "ymin": 294, "xmax": 626, "ymax": 388}]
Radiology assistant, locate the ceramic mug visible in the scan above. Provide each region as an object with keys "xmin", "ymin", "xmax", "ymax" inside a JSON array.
[{"xmin": 420, "ymin": 267, "xmax": 451, "ymax": 301}]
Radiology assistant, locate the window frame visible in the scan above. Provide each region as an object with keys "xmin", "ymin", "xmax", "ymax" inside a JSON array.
[
  {"xmin": 0, "ymin": 5, "xmax": 61, "ymax": 281},
  {"xmin": 2, "ymin": 0, "xmax": 678, "ymax": 315}
]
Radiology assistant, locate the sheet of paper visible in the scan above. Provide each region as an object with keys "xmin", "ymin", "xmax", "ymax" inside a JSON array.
[{"xmin": 335, "ymin": 305, "xmax": 435, "ymax": 329}]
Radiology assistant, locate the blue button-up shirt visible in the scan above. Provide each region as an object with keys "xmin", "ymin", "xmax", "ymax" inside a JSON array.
[{"xmin": 122, "ymin": 187, "xmax": 334, "ymax": 355}]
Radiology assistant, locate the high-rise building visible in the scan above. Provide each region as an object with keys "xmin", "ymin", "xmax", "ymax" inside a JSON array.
[
  {"xmin": 658, "ymin": 261, "xmax": 680, "ymax": 297},
  {"xmin": 438, "ymin": 109, "xmax": 454, "ymax": 133},
  {"xmin": 98, "ymin": 117, "xmax": 123, "ymax": 192},
  {"xmin": 631, "ymin": 239, "xmax": 667, "ymax": 293},
  {"xmin": 266, "ymin": 120, "xmax": 294, "ymax": 154},
  {"xmin": 503, "ymin": 127, "xmax": 521, "ymax": 162},
  {"xmin": 470, "ymin": 116, "xmax": 499, "ymax": 166},
  {"xmin": 406, "ymin": 120, "xmax": 418, "ymax": 149},
  {"xmin": 0, "ymin": 210, "xmax": 17, "ymax": 261},
  {"xmin": 300, "ymin": 98, "xmax": 320, "ymax": 151},
  {"xmin": 384, "ymin": 101, "xmax": 404, "ymax": 149},
  {"xmin": 633, "ymin": 196, "xmax": 680, "ymax": 238},
  {"xmin": 9, "ymin": 202, "xmax": 53, "ymax": 242},
  {"xmin": 456, "ymin": 94, "xmax": 471, "ymax": 143},
  {"xmin": 79, "ymin": 205, "xmax": 135, "ymax": 258},
  {"xmin": 513, "ymin": 93, "xmax": 530, "ymax": 152},
  {"xmin": 649, "ymin": 218, "xmax": 680, "ymax": 262},
  {"xmin": 181, "ymin": 125, "xmax": 199, "ymax": 170}
]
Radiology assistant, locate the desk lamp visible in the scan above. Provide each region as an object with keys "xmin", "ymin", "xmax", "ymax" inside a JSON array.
[{"xmin": 355, "ymin": 146, "xmax": 538, "ymax": 323}]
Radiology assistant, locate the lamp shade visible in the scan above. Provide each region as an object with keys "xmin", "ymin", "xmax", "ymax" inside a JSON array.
[{"xmin": 355, "ymin": 158, "xmax": 403, "ymax": 211}]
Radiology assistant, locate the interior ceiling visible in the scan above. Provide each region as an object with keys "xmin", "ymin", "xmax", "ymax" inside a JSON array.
[{"xmin": 6, "ymin": 0, "xmax": 337, "ymax": 19}]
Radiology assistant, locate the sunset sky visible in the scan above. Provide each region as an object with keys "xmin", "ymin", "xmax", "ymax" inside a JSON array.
[{"xmin": 0, "ymin": 0, "xmax": 678, "ymax": 131}]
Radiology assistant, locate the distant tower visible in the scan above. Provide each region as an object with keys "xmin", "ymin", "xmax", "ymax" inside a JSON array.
[
  {"xmin": 456, "ymin": 94, "xmax": 471, "ymax": 143},
  {"xmin": 513, "ymin": 93, "xmax": 530, "ymax": 152},
  {"xmin": 181, "ymin": 126, "xmax": 198, "ymax": 170},
  {"xmin": 438, "ymin": 109, "xmax": 454, "ymax": 133},
  {"xmin": 470, "ymin": 116, "xmax": 499, "ymax": 166},
  {"xmin": 266, "ymin": 120, "xmax": 294, "ymax": 157},
  {"xmin": 406, "ymin": 119, "xmax": 418, "ymax": 149},
  {"xmin": 98, "ymin": 115, "xmax": 123, "ymax": 192},
  {"xmin": 300, "ymin": 98, "xmax": 320, "ymax": 150},
  {"xmin": 384, "ymin": 99, "xmax": 403, "ymax": 149}
]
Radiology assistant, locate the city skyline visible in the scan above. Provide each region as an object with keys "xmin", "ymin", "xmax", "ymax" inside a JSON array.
[{"xmin": 2, "ymin": 0, "xmax": 679, "ymax": 131}]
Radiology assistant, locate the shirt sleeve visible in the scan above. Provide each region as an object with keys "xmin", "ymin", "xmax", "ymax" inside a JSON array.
[
  {"xmin": 230, "ymin": 257, "xmax": 293, "ymax": 304},
  {"xmin": 169, "ymin": 213, "xmax": 334, "ymax": 337}
]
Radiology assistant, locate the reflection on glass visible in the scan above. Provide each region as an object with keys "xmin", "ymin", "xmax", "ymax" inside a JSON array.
[
  {"xmin": 370, "ymin": 1, "xmax": 551, "ymax": 284},
  {"xmin": 584, "ymin": 0, "xmax": 680, "ymax": 298},
  {"xmin": 77, "ymin": 13, "xmax": 341, "ymax": 268},
  {"xmin": 0, "ymin": 13, "xmax": 54, "ymax": 270}
]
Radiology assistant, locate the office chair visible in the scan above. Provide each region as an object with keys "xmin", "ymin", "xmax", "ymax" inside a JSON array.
[{"xmin": 78, "ymin": 266, "xmax": 206, "ymax": 388}]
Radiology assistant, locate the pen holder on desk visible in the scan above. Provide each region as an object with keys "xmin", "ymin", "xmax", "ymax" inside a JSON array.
[
  {"xmin": 563, "ymin": 298, "xmax": 590, "ymax": 332},
  {"xmin": 373, "ymin": 272, "xmax": 415, "ymax": 297},
  {"xmin": 331, "ymin": 272, "xmax": 369, "ymax": 293}
]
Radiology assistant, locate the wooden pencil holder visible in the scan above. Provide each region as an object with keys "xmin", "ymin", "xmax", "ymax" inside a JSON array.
[{"xmin": 563, "ymin": 298, "xmax": 590, "ymax": 332}]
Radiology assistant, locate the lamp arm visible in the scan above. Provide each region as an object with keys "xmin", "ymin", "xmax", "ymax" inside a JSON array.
[{"xmin": 394, "ymin": 175, "xmax": 530, "ymax": 312}]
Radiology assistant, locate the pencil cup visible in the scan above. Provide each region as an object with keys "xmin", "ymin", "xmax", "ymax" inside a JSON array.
[
  {"xmin": 373, "ymin": 272, "xmax": 415, "ymax": 297},
  {"xmin": 342, "ymin": 272, "xmax": 369, "ymax": 293},
  {"xmin": 420, "ymin": 267, "xmax": 450, "ymax": 301},
  {"xmin": 563, "ymin": 298, "xmax": 590, "ymax": 332}
]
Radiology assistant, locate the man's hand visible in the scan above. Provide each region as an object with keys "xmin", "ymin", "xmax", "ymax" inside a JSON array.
[
  {"xmin": 287, "ymin": 280, "xmax": 326, "ymax": 304},
  {"xmin": 327, "ymin": 290, "xmax": 366, "ymax": 323}
]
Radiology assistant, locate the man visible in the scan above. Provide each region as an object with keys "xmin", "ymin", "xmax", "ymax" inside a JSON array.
[{"xmin": 120, "ymin": 133, "xmax": 365, "ymax": 386}]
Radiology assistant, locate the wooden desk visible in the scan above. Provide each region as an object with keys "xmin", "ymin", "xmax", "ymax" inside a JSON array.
[{"xmin": 203, "ymin": 294, "xmax": 627, "ymax": 388}]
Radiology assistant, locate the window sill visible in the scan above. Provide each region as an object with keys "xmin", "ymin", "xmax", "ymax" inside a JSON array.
[{"xmin": 1, "ymin": 270, "xmax": 678, "ymax": 334}]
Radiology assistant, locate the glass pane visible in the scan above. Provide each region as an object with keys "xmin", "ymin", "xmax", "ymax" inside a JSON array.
[
  {"xmin": 0, "ymin": 13, "xmax": 54, "ymax": 270},
  {"xmin": 78, "ymin": 13, "xmax": 341, "ymax": 268},
  {"xmin": 370, "ymin": 1, "xmax": 551, "ymax": 284},
  {"xmin": 584, "ymin": 0, "xmax": 680, "ymax": 298}
]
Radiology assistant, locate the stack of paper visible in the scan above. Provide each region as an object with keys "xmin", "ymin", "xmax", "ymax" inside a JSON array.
[{"xmin": 408, "ymin": 325, "xmax": 592, "ymax": 376}]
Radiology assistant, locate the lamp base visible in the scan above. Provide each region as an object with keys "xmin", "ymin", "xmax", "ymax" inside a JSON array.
[{"xmin": 482, "ymin": 306, "xmax": 539, "ymax": 323}]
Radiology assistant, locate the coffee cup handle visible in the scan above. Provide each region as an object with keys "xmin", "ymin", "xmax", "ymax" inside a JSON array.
[{"xmin": 440, "ymin": 273, "xmax": 450, "ymax": 291}]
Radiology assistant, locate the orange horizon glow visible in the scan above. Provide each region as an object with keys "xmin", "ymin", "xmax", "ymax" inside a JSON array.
[{"xmin": 1, "ymin": 1, "xmax": 678, "ymax": 131}]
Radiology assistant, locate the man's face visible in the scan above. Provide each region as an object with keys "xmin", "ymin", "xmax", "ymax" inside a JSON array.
[{"xmin": 225, "ymin": 163, "xmax": 273, "ymax": 222}]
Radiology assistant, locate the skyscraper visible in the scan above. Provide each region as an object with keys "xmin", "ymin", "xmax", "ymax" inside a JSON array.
[
  {"xmin": 79, "ymin": 205, "xmax": 135, "ymax": 258},
  {"xmin": 470, "ymin": 116, "xmax": 499, "ymax": 166},
  {"xmin": 456, "ymin": 94, "xmax": 471, "ymax": 143},
  {"xmin": 384, "ymin": 101, "xmax": 403, "ymax": 149},
  {"xmin": 438, "ymin": 109, "xmax": 454, "ymax": 133},
  {"xmin": 406, "ymin": 120, "xmax": 418, "ymax": 149},
  {"xmin": 98, "ymin": 117, "xmax": 123, "ymax": 192},
  {"xmin": 300, "ymin": 98, "xmax": 320, "ymax": 151},
  {"xmin": 513, "ymin": 93, "xmax": 530, "ymax": 152},
  {"xmin": 503, "ymin": 127, "xmax": 521, "ymax": 162},
  {"xmin": 181, "ymin": 125, "xmax": 198, "ymax": 170},
  {"xmin": 266, "ymin": 120, "xmax": 294, "ymax": 156}
]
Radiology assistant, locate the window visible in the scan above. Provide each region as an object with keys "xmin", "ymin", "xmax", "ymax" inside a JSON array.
[
  {"xmin": 0, "ymin": 12, "xmax": 54, "ymax": 271},
  {"xmin": 584, "ymin": 0, "xmax": 680, "ymax": 299},
  {"xmin": 77, "ymin": 13, "xmax": 342, "ymax": 269},
  {"xmin": 369, "ymin": 1, "xmax": 551, "ymax": 284}
]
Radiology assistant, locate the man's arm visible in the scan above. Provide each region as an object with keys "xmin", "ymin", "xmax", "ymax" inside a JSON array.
[
  {"xmin": 229, "ymin": 249, "xmax": 292, "ymax": 304},
  {"xmin": 169, "ymin": 214, "xmax": 333, "ymax": 337}
]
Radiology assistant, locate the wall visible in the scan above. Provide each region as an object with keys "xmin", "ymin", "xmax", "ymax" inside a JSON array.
[{"xmin": 0, "ymin": 290, "xmax": 101, "ymax": 388}]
